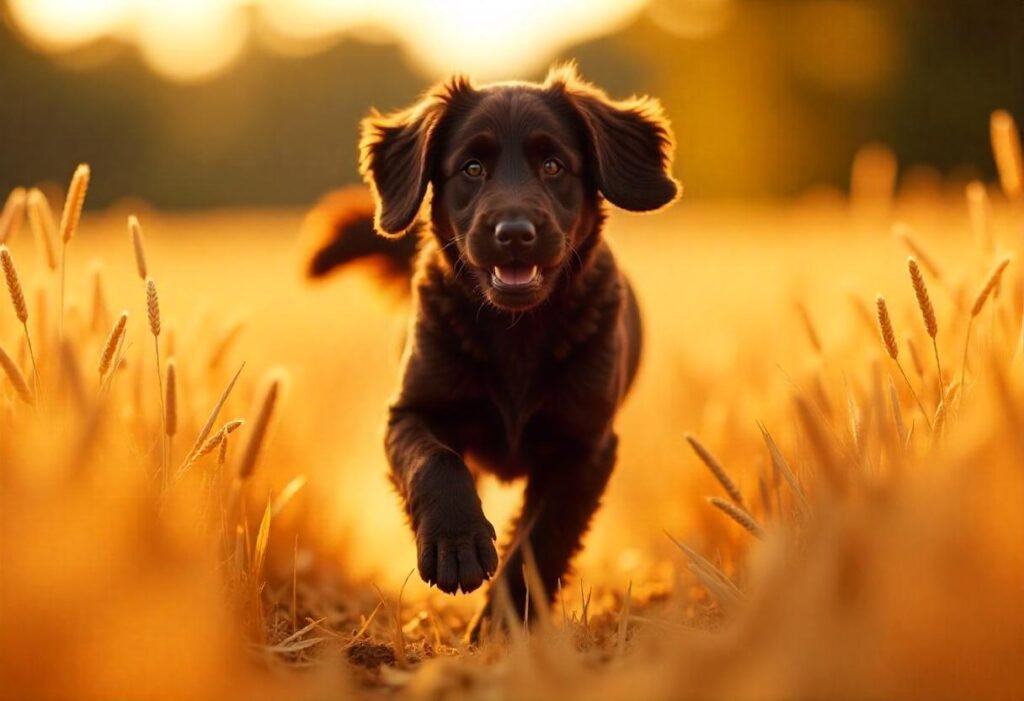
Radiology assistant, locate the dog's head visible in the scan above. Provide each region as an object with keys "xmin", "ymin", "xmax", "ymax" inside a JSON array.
[{"xmin": 359, "ymin": 64, "xmax": 679, "ymax": 311}]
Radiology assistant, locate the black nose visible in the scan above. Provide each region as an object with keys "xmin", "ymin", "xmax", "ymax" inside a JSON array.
[{"xmin": 495, "ymin": 218, "xmax": 537, "ymax": 249}]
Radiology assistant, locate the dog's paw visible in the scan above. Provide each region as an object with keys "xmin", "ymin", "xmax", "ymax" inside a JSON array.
[{"xmin": 415, "ymin": 504, "xmax": 499, "ymax": 595}]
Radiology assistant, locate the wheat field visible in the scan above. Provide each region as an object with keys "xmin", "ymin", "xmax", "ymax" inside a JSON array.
[{"xmin": 1, "ymin": 112, "xmax": 1023, "ymax": 701}]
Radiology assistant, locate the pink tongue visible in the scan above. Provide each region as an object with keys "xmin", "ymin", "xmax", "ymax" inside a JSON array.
[{"xmin": 498, "ymin": 265, "xmax": 534, "ymax": 285}]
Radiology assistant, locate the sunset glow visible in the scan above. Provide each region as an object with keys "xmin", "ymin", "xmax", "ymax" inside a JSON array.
[{"xmin": 7, "ymin": 0, "xmax": 650, "ymax": 81}]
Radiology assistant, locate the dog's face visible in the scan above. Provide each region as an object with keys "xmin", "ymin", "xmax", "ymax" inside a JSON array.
[{"xmin": 359, "ymin": 65, "xmax": 679, "ymax": 311}]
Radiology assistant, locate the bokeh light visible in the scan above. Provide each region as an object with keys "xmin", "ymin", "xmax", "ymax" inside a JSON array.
[{"xmin": 7, "ymin": 0, "xmax": 650, "ymax": 81}]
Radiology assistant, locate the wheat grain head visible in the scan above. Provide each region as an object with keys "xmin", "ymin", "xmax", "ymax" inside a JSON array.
[
  {"xmin": 908, "ymin": 257, "xmax": 938, "ymax": 338},
  {"xmin": 236, "ymin": 372, "xmax": 284, "ymax": 480},
  {"xmin": 165, "ymin": 359, "xmax": 178, "ymax": 438},
  {"xmin": 685, "ymin": 432, "xmax": 744, "ymax": 506},
  {"xmin": 0, "ymin": 187, "xmax": 27, "ymax": 246},
  {"xmin": 991, "ymin": 110, "xmax": 1023, "ymax": 200},
  {"xmin": 129, "ymin": 215, "xmax": 148, "ymax": 280},
  {"xmin": 0, "ymin": 246, "xmax": 28, "ymax": 324},
  {"xmin": 0, "ymin": 343, "xmax": 33, "ymax": 405},
  {"xmin": 146, "ymin": 278, "xmax": 161, "ymax": 338},
  {"xmin": 26, "ymin": 188, "xmax": 58, "ymax": 271},
  {"xmin": 875, "ymin": 295, "xmax": 898, "ymax": 360},
  {"xmin": 59, "ymin": 164, "xmax": 90, "ymax": 244},
  {"xmin": 98, "ymin": 311, "xmax": 129, "ymax": 377},
  {"xmin": 971, "ymin": 256, "xmax": 1012, "ymax": 318}
]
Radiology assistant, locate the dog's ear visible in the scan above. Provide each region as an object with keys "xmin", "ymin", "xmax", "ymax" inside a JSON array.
[
  {"xmin": 548, "ymin": 64, "xmax": 680, "ymax": 212},
  {"xmin": 359, "ymin": 77, "xmax": 473, "ymax": 237}
]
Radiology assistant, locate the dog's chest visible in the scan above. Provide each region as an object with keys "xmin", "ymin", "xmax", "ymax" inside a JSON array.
[
  {"xmin": 489, "ymin": 331, "xmax": 548, "ymax": 444},
  {"xmin": 460, "ymin": 325, "xmax": 556, "ymax": 473}
]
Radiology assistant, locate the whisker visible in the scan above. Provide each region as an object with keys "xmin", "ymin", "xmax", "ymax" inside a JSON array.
[
  {"xmin": 454, "ymin": 254, "xmax": 469, "ymax": 280},
  {"xmin": 569, "ymin": 244, "xmax": 584, "ymax": 271}
]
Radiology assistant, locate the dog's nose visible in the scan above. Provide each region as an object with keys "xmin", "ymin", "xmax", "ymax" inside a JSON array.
[{"xmin": 494, "ymin": 218, "xmax": 537, "ymax": 249}]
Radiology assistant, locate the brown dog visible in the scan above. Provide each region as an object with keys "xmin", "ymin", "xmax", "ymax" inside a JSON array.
[{"xmin": 308, "ymin": 64, "xmax": 679, "ymax": 637}]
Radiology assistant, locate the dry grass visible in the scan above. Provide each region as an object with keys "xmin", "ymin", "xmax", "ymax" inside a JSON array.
[{"xmin": 1, "ymin": 111, "xmax": 1023, "ymax": 701}]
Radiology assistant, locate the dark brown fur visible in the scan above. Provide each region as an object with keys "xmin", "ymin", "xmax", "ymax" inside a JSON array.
[{"xmin": 312, "ymin": 64, "xmax": 679, "ymax": 639}]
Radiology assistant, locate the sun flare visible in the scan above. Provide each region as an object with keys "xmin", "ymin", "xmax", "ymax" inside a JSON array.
[{"xmin": 7, "ymin": 0, "xmax": 650, "ymax": 81}]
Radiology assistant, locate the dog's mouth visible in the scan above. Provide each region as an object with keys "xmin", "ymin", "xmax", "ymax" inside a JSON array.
[
  {"xmin": 491, "ymin": 263, "xmax": 541, "ymax": 288},
  {"xmin": 479, "ymin": 261, "xmax": 550, "ymax": 311}
]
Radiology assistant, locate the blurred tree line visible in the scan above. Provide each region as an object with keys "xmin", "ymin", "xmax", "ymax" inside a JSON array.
[{"xmin": 0, "ymin": 0, "xmax": 1021, "ymax": 209}]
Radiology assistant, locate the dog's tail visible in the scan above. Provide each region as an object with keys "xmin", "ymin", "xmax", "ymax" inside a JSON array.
[{"xmin": 303, "ymin": 186, "xmax": 420, "ymax": 288}]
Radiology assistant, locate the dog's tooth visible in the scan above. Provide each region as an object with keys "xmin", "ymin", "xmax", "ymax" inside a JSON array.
[
  {"xmin": 529, "ymin": 266, "xmax": 538, "ymax": 281},
  {"xmin": 493, "ymin": 266, "xmax": 503, "ymax": 283}
]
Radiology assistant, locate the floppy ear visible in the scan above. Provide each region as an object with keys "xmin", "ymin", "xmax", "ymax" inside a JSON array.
[
  {"xmin": 548, "ymin": 64, "xmax": 680, "ymax": 212},
  {"xmin": 359, "ymin": 77, "xmax": 472, "ymax": 237}
]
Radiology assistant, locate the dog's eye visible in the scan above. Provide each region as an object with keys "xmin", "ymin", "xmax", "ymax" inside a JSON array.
[
  {"xmin": 462, "ymin": 160, "xmax": 485, "ymax": 178},
  {"xmin": 542, "ymin": 158, "xmax": 564, "ymax": 176}
]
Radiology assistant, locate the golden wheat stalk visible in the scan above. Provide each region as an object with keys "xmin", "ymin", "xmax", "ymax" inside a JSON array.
[
  {"xmin": 1, "ymin": 245, "xmax": 28, "ymax": 324},
  {"xmin": 59, "ymin": 165, "xmax": 90, "ymax": 245},
  {"xmin": 0, "ymin": 187, "xmax": 27, "ymax": 246},
  {"xmin": 756, "ymin": 422, "xmax": 810, "ymax": 517},
  {"xmin": 908, "ymin": 258, "xmax": 938, "ymax": 337},
  {"xmin": 971, "ymin": 256, "xmax": 1012, "ymax": 318},
  {"xmin": 98, "ymin": 311, "xmax": 129, "ymax": 378},
  {"xmin": 908, "ymin": 256, "xmax": 944, "ymax": 402},
  {"xmin": 88, "ymin": 262, "xmax": 110, "ymax": 335},
  {"xmin": 182, "ymin": 362, "xmax": 246, "ymax": 468},
  {"xmin": 217, "ymin": 434, "xmax": 230, "ymax": 467},
  {"xmin": 888, "ymin": 376, "xmax": 907, "ymax": 450},
  {"xmin": 707, "ymin": 496, "xmax": 765, "ymax": 539},
  {"xmin": 932, "ymin": 397, "xmax": 947, "ymax": 442},
  {"xmin": 57, "ymin": 164, "xmax": 90, "ymax": 350},
  {"xmin": 164, "ymin": 359, "xmax": 178, "ymax": 476},
  {"xmin": 146, "ymin": 278, "xmax": 161, "ymax": 338},
  {"xmin": 875, "ymin": 295, "xmax": 898, "ymax": 359},
  {"xmin": 129, "ymin": 215, "xmax": 148, "ymax": 280},
  {"xmin": 664, "ymin": 531, "xmax": 743, "ymax": 610},
  {"xmin": 59, "ymin": 339, "xmax": 86, "ymax": 409},
  {"xmin": 990, "ymin": 110, "xmax": 1023, "ymax": 200},
  {"xmin": 895, "ymin": 224, "xmax": 942, "ymax": 282},
  {"xmin": 794, "ymin": 302, "xmax": 822, "ymax": 355},
  {"xmin": 271, "ymin": 474, "xmax": 307, "ymax": 517},
  {"xmin": 876, "ymin": 295, "xmax": 931, "ymax": 429},
  {"xmin": 685, "ymin": 432, "xmax": 744, "ymax": 506},
  {"xmin": 0, "ymin": 342, "xmax": 33, "ymax": 405},
  {"xmin": 145, "ymin": 277, "xmax": 166, "ymax": 443},
  {"xmin": 794, "ymin": 393, "xmax": 850, "ymax": 494},
  {"xmin": 965, "ymin": 182, "xmax": 994, "ymax": 254},
  {"xmin": 207, "ymin": 318, "xmax": 246, "ymax": 371},
  {"xmin": 1, "ymin": 245, "xmax": 40, "ymax": 395},
  {"xmin": 846, "ymin": 389, "xmax": 864, "ymax": 461},
  {"xmin": 905, "ymin": 334, "xmax": 925, "ymax": 377},
  {"xmin": 165, "ymin": 360, "xmax": 178, "ymax": 439},
  {"xmin": 26, "ymin": 188, "xmax": 58, "ymax": 271},
  {"xmin": 757, "ymin": 474, "xmax": 774, "ymax": 520},
  {"xmin": 236, "ymin": 373, "xmax": 283, "ymax": 481},
  {"xmin": 186, "ymin": 419, "xmax": 245, "ymax": 470},
  {"xmin": 930, "ymin": 381, "xmax": 959, "ymax": 445},
  {"xmin": 164, "ymin": 323, "xmax": 176, "ymax": 358},
  {"xmin": 961, "ymin": 256, "xmax": 1013, "ymax": 394}
]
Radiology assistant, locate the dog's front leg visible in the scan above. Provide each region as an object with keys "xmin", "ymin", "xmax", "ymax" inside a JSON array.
[
  {"xmin": 469, "ymin": 432, "xmax": 618, "ymax": 640},
  {"xmin": 385, "ymin": 407, "xmax": 499, "ymax": 594}
]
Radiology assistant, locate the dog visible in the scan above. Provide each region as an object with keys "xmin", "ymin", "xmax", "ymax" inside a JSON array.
[{"xmin": 307, "ymin": 63, "xmax": 679, "ymax": 638}]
